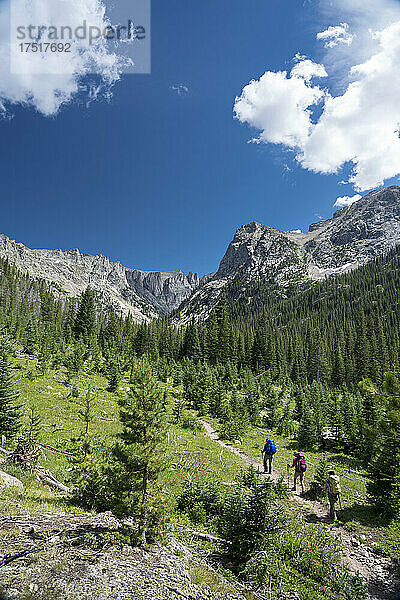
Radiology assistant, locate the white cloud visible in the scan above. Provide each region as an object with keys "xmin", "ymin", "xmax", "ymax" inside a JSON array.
[
  {"xmin": 334, "ymin": 194, "xmax": 362, "ymax": 207},
  {"xmin": 170, "ymin": 84, "xmax": 189, "ymax": 96},
  {"xmin": 234, "ymin": 4, "xmax": 400, "ymax": 191},
  {"xmin": 317, "ymin": 23, "xmax": 354, "ymax": 48},
  {"xmin": 0, "ymin": 0, "xmax": 127, "ymax": 117},
  {"xmin": 291, "ymin": 59, "xmax": 328, "ymax": 81},
  {"xmin": 234, "ymin": 69, "xmax": 326, "ymax": 149}
]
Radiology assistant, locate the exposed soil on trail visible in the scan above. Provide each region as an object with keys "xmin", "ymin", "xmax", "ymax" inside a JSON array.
[{"xmin": 199, "ymin": 419, "xmax": 400, "ymax": 600}]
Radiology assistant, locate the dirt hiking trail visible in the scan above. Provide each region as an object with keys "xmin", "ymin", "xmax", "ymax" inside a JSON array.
[{"xmin": 199, "ymin": 419, "xmax": 400, "ymax": 600}]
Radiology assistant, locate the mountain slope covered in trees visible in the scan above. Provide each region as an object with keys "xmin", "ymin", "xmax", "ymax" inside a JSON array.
[
  {"xmin": 1, "ymin": 191, "xmax": 400, "ymax": 599},
  {"xmin": 178, "ymin": 185, "xmax": 400, "ymax": 322}
]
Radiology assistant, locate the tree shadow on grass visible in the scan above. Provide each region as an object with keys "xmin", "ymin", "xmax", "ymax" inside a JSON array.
[
  {"xmin": 337, "ymin": 504, "xmax": 388, "ymax": 528},
  {"xmin": 328, "ymin": 454, "xmax": 367, "ymax": 472}
]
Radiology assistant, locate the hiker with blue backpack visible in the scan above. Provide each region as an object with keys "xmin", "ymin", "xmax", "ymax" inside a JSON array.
[
  {"xmin": 262, "ymin": 438, "xmax": 277, "ymax": 474},
  {"xmin": 287, "ymin": 451, "xmax": 307, "ymax": 494}
]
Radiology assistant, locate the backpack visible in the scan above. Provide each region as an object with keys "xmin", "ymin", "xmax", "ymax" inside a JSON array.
[
  {"xmin": 295, "ymin": 454, "xmax": 307, "ymax": 472},
  {"xmin": 265, "ymin": 440, "xmax": 277, "ymax": 455},
  {"xmin": 327, "ymin": 475, "xmax": 341, "ymax": 495}
]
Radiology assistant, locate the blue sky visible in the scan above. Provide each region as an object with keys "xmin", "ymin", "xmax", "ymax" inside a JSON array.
[{"xmin": 1, "ymin": 0, "xmax": 400, "ymax": 275}]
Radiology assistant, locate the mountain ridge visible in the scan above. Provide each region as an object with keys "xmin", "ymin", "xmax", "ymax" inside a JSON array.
[
  {"xmin": 1, "ymin": 185, "xmax": 400, "ymax": 322},
  {"xmin": 177, "ymin": 185, "xmax": 400, "ymax": 322},
  {"xmin": 0, "ymin": 234, "xmax": 200, "ymax": 321}
]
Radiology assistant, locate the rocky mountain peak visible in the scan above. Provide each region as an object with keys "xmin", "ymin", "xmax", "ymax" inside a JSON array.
[
  {"xmin": 177, "ymin": 185, "xmax": 400, "ymax": 323},
  {"xmin": 0, "ymin": 235, "xmax": 199, "ymax": 322},
  {"xmin": 2, "ymin": 185, "xmax": 400, "ymax": 324}
]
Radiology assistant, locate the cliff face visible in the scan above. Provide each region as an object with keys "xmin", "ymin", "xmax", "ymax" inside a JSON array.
[
  {"xmin": 0, "ymin": 235, "xmax": 199, "ymax": 321},
  {"xmin": 177, "ymin": 186, "xmax": 400, "ymax": 322},
  {"xmin": 2, "ymin": 185, "xmax": 400, "ymax": 323}
]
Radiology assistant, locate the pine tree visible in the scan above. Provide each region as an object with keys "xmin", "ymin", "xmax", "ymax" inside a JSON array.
[
  {"xmin": 298, "ymin": 394, "xmax": 318, "ymax": 448},
  {"xmin": 0, "ymin": 334, "xmax": 21, "ymax": 439},
  {"xmin": 310, "ymin": 455, "xmax": 329, "ymax": 500},
  {"xmin": 216, "ymin": 294, "xmax": 230, "ymax": 363},
  {"xmin": 107, "ymin": 360, "xmax": 120, "ymax": 393},
  {"xmin": 73, "ymin": 288, "xmax": 96, "ymax": 338},
  {"xmin": 366, "ymin": 372, "xmax": 400, "ymax": 517},
  {"xmin": 116, "ymin": 361, "xmax": 167, "ymax": 543},
  {"xmin": 24, "ymin": 318, "xmax": 37, "ymax": 355},
  {"xmin": 367, "ymin": 436, "xmax": 400, "ymax": 518},
  {"xmin": 331, "ymin": 345, "xmax": 345, "ymax": 388}
]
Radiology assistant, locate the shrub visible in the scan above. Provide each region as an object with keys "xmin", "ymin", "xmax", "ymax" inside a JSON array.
[
  {"xmin": 378, "ymin": 519, "xmax": 400, "ymax": 559},
  {"xmin": 308, "ymin": 456, "xmax": 329, "ymax": 501},
  {"xmin": 180, "ymin": 411, "xmax": 202, "ymax": 432},
  {"xmin": 177, "ymin": 477, "xmax": 223, "ymax": 520},
  {"xmin": 218, "ymin": 474, "xmax": 286, "ymax": 563},
  {"xmin": 242, "ymin": 518, "xmax": 368, "ymax": 599},
  {"xmin": 219, "ymin": 419, "xmax": 247, "ymax": 442}
]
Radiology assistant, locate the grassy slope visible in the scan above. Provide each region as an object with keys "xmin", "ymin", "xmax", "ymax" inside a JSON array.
[
  {"xmin": 1, "ymin": 357, "xmax": 398, "ymax": 599},
  {"xmin": 1, "ymin": 357, "xmax": 247, "ymax": 517}
]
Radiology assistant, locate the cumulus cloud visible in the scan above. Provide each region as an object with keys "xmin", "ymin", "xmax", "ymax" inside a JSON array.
[
  {"xmin": 334, "ymin": 194, "xmax": 362, "ymax": 207},
  {"xmin": 234, "ymin": 4, "xmax": 400, "ymax": 191},
  {"xmin": 291, "ymin": 58, "xmax": 328, "ymax": 81},
  {"xmin": 234, "ymin": 66, "xmax": 326, "ymax": 149},
  {"xmin": 0, "ymin": 0, "xmax": 127, "ymax": 117},
  {"xmin": 317, "ymin": 23, "xmax": 354, "ymax": 48}
]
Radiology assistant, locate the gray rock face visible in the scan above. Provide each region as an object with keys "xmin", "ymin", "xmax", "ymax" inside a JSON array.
[
  {"xmin": 125, "ymin": 269, "xmax": 199, "ymax": 315},
  {"xmin": 216, "ymin": 222, "xmax": 307, "ymax": 284},
  {"xmin": 0, "ymin": 236, "xmax": 199, "ymax": 322},
  {"xmin": 178, "ymin": 186, "xmax": 400, "ymax": 322}
]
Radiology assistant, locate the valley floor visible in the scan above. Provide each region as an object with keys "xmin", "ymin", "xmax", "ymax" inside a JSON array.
[{"xmin": 0, "ymin": 361, "xmax": 399, "ymax": 600}]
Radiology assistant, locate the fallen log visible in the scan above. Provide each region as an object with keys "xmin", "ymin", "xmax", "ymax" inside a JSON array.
[
  {"xmin": 176, "ymin": 525, "xmax": 231, "ymax": 545},
  {"xmin": 35, "ymin": 468, "xmax": 72, "ymax": 494},
  {"xmin": 38, "ymin": 444, "xmax": 74, "ymax": 457}
]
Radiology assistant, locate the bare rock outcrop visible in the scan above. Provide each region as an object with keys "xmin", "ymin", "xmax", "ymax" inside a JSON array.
[
  {"xmin": 0, "ymin": 236, "xmax": 199, "ymax": 322},
  {"xmin": 177, "ymin": 186, "xmax": 400, "ymax": 322}
]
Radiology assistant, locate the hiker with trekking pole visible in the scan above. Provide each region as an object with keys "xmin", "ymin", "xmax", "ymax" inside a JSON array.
[
  {"xmin": 324, "ymin": 469, "xmax": 342, "ymax": 522},
  {"xmin": 287, "ymin": 451, "xmax": 307, "ymax": 495},
  {"xmin": 262, "ymin": 438, "xmax": 277, "ymax": 474}
]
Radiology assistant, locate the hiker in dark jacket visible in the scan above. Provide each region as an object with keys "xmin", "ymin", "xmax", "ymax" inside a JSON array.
[
  {"xmin": 287, "ymin": 451, "xmax": 306, "ymax": 494},
  {"xmin": 262, "ymin": 439, "xmax": 277, "ymax": 474}
]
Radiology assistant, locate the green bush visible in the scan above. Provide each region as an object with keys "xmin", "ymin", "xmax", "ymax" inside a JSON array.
[
  {"xmin": 308, "ymin": 456, "xmax": 329, "ymax": 501},
  {"xmin": 177, "ymin": 477, "xmax": 223, "ymax": 520},
  {"xmin": 180, "ymin": 411, "xmax": 202, "ymax": 432},
  {"xmin": 378, "ymin": 519, "xmax": 400, "ymax": 559},
  {"xmin": 242, "ymin": 518, "xmax": 368, "ymax": 599},
  {"xmin": 218, "ymin": 474, "xmax": 286, "ymax": 563},
  {"xmin": 219, "ymin": 419, "xmax": 247, "ymax": 442}
]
